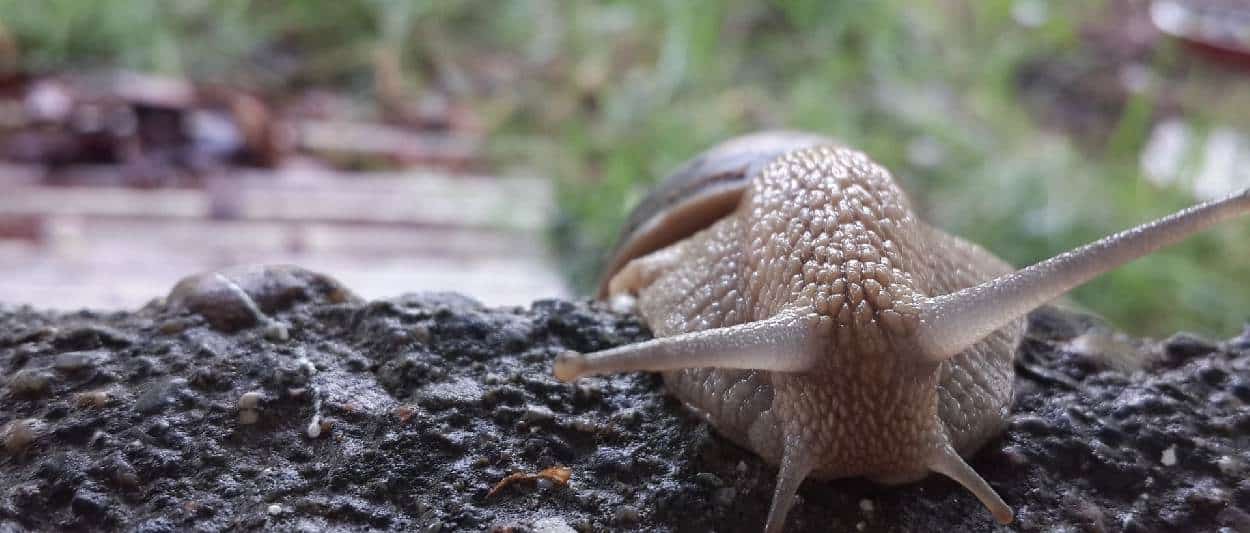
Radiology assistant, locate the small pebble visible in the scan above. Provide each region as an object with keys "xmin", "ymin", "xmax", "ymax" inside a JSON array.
[
  {"xmin": 1198, "ymin": 364, "xmax": 1228, "ymax": 386},
  {"xmin": 2, "ymin": 418, "xmax": 45, "ymax": 453},
  {"xmin": 134, "ymin": 378, "xmax": 184, "ymax": 414},
  {"xmin": 411, "ymin": 323, "xmax": 432, "ymax": 344},
  {"xmin": 240, "ymin": 410, "xmax": 259, "ymax": 425},
  {"xmin": 571, "ymin": 418, "xmax": 600, "ymax": 433},
  {"xmin": 859, "ymin": 498, "xmax": 875, "ymax": 513},
  {"xmin": 522, "ymin": 405, "xmax": 555, "ymax": 424},
  {"xmin": 1000, "ymin": 445, "xmax": 1030, "ymax": 466},
  {"xmin": 307, "ymin": 419, "xmax": 322, "ymax": 439},
  {"xmin": 264, "ymin": 322, "xmax": 290, "ymax": 342},
  {"xmin": 1011, "ymin": 414, "xmax": 1050, "ymax": 433},
  {"xmin": 8, "ymin": 369, "xmax": 51, "ymax": 397},
  {"xmin": 71, "ymin": 486, "xmax": 111, "ymax": 516},
  {"xmin": 114, "ymin": 470, "xmax": 140, "ymax": 488},
  {"xmin": 1161, "ymin": 445, "xmax": 1178, "ymax": 466},
  {"xmin": 267, "ymin": 504, "xmax": 282, "ymax": 515},
  {"xmin": 393, "ymin": 405, "xmax": 418, "ymax": 423},
  {"xmin": 531, "ymin": 516, "xmax": 576, "ymax": 533},
  {"xmin": 574, "ymin": 383, "xmax": 602, "ymax": 403},
  {"xmin": 1217, "ymin": 455, "xmax": 1245, "ymax": 476},
  {"xmin": 1229, "ymin": 378, "xmax": 1250, "ymax": 403},
  {"xmin": 74, "ymin": 390, "xmax": 111, "ymax": 409},
  {"xmin": 238, "ymin": 391, "xmax": 264, "ymax": 410},
  {"xmin": 613, "ymin": 505, "xmax": 640, "ymax": 524},
  {"xmin": 54, "ymin": 350, "xmax": 106, "ymax": 372},
  {"xmin": 1163, "ymin": 332, "xmax": 1217, "ymax": 363},
  {"xmin": 158, "ymin": 320, "xmax": 190, "ymax": 335},
  {"xmin": 307, "ymin": 417, "xmax": 331, "ymax": 439},
  {"xmin": 695, "ymin": 472, "xmax": 723, "ymax": 488}
]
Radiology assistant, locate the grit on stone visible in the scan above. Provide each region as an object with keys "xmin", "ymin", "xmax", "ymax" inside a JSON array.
[{"xmin": 1, "ymin": 267, "xmax": 1248, "ymax": 532}]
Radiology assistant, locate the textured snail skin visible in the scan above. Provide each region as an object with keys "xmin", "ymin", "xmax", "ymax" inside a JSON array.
[
  {"xmin": 639, "ymin": 144, "xmax": 1020, "ymax": 464},
  {"xmin": 555, "ymin": 132, "xmax": 1250, "ymax": 532}
]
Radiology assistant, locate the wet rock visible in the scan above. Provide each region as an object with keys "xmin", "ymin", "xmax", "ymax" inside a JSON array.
[{"xmin": 0, "ymin": 295, "xmax": 1246, "ymax": 532}]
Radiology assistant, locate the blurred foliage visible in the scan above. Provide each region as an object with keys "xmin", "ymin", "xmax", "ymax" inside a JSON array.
[{"xmin": 2, "ymin": 0, "xmax": 1249, "ymax": 336}]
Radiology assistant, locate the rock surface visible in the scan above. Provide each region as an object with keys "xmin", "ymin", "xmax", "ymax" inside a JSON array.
[{"xmin": 1, "ymin": 270, "xmax": 1248, "ymax": 532}]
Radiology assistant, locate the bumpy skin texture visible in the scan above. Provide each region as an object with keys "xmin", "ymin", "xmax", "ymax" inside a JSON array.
[{"xmin": 624, "ymin": 145, "xmax": 1023, "ymax": 480}]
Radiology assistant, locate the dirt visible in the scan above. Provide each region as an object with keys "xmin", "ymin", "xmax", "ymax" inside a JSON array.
[{"xmin": 1, "ymin": 265, "xmax": 1248, "ymax": 532}]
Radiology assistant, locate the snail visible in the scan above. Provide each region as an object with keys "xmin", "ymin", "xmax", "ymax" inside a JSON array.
[{"xmin": 552, "ymin": 131, "xmax": 1250, "ymax": 532}]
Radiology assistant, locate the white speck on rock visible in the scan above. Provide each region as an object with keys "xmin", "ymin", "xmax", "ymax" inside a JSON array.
[
  {"xmin": 307, "ymin": 415, "xmax": 322, "ymax": 438},
  {"xmin": 306, "ymin": 392, "xmax": 324, "ymax": 438},
  {"xmin": 298, "ymin": 357, "xmax": 317, "ymax": 376},
  {"xmin": 267, "ymin": 504, "xmax": 282, "ymax": 515},
  {"xmin": 859, "ymin": 498, "xmax": 874, "ymax": 513},
  {"xmin": 532, "ymin": 516, "xmax": 576, "ymax": 533},
  {"xmin": 856, "ymin": 521, "xmax": 866, "ymax": 531},
  {"xmin": 1217, "ymin": 455, "xmax": 1245, "ymax": 476},
  {"xmin": 1160, "ymin": 445, "xmax": 1178, "ymax": 466},
  {"xmin": 238, "ymin": 391, "xmax": 263, "ymax": 410}
]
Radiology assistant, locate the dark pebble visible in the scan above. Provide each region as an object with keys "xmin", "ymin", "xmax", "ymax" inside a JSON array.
[
  {"xmin": 71, "ymin": 484, "xmax": 112, "ymax": 517},
  {"xmin": 694, "ymin": 472, "xmax": 724, "ymax": 488},
  {"xmin": 1229, "ymin": 377, "xmax": 1250, "ymax": 403},
  {"xmin": 1162, "ymin": 332, "xmax": 1218, "ymax": 365},
  {"xmin": 134, "ymin": 379, "xmax": 184, "ymax": 414},
  {"xmin": 1234, "ymin": 480, "xmax": 1250, "ymax": 508},
  {"xmin": 1197, "ymin": 363, "xmax": 1228, "ymax": 387}
]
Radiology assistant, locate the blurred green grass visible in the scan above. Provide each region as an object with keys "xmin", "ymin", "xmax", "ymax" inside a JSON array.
[{"xmin": 2, "ymin": 0, "xmax": 1248, "ymax": 336}]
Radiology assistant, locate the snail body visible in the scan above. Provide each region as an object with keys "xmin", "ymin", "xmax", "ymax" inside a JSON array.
[{"xmin": 554, "ymin": 132, "xmax": 1250, "ymax": 532}]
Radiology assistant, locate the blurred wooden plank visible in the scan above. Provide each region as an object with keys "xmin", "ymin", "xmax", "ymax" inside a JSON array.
[
  {"xmin": 0, "ymin": 169, "xmax": 552, "ymax": 230},
  {"xmin": 0, "ymin": 235, "xmax": 565, "ymax": 310},
  {"xmin": 0, "ymin": 186, "xmax": 210, "ymax": 218},
  {"xmin": 295, "ymin": 119, "xmax": 479, "ymax": 167},
  {"xmin": 0, "ymin": 163, "xmax": 45, "ymax": 186},
  {"xmin": 226, "ymin": 170, "xmax": 552, "ymax": 231},
  {"xmin": 0, "ymin": 163, "xmax": 563, "ymax": 310},
  {"xmin": 30, "ymin": 217, "xmax": 544, "ymax": 258}
]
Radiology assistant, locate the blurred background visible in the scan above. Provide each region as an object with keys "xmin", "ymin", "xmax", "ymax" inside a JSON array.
[{"xmin": 0, "ymin": 0, "xmax": 1248, "ymax": 336}]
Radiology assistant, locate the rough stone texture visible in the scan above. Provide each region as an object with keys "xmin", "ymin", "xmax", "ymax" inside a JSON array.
[{"xmin": 1, "ymin": 280, "xmax": 1248, "ymax": 532}]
